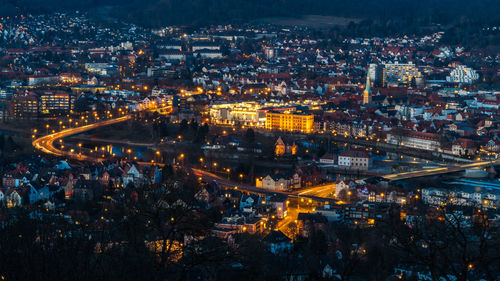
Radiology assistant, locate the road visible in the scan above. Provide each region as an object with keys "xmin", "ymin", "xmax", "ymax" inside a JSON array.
[
  {"xmin": 32, "ymin": 115, "xmax": 132, "ymax": 161},
  {"xmin": 32, "ymin": 110, "xmax": 499, "ymax": 187},
  {"xmin": 384, "ymin": 159, "xmax": 498, "ymax": 180},
  {"xmin": 191, "ymin": 168, "xmax": 340, "ymax": 205}
]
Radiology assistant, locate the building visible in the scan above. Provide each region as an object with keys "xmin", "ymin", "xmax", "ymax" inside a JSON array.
[
  {"xmin": 363, "ymin": 75, "xmax": 372, "ymax": 105},
  {"xmin": 338, "ymin": 150, "xmax": 372, "ymax": 170},
  {"xmin": 10, "ymin": 92, "xmax": 39, "ymax": 118},
  {"xmin": 39, "ymin": 91, "xmax": 74, "ymax": 115},
  {"xmin": 422, "ymin": 185, "xmax": 500, "ymax": 209},
  {"xmin": 387, "ymin": 130, "xmax": 441, "ymax": 151},
  {"xmin": 158, "ymin": 50, "xmax": 187, "ymax": 61},
  {"xmin": 451, "ymin": 138, "xmax": 477, "ymax": 156},
  {"xmin": 384, "ymin": 62, "xmax": 422, "ymax": 86},
  {"xmin": 27, "ymin": 76, "xmax": 60, "ymax": 86},
  {"xmin": 274, "ymin": 136, "xmax": 297, "ymax": 156},
  {"xmin": 194, "ymin": 49, "xmax": 223, "ymax": 59},
  {"xmin": 319, "ymin": 153, "xmax": 336, "ymax": 164},
  {"xmin": 84, "ymin": 63, "xmax": 119, "ymax": 76},
  {"xmin": 209, "ymin": 101, "xmax": 264, "ymax": 125},
  {"xmin": 256, "ymin": 173, "xmax": 301, "ymax": 191},
  {"xmin": 265, "ymin": 111, "xmax": 314, "ymax": 133},
  {"xmin": 368, "ymin": 63, "xmax": 385, "ymax": 87},
  {"xmin": 446, "ymin": 65, "xmax": 479, "ymax": 84},
  {"xmin": 191, "ymin": 42, "xmax": 220, "ymax": 52},
  {"xmin": 263, "ymin": 231, "xmax": 292, "ymax": 254}
]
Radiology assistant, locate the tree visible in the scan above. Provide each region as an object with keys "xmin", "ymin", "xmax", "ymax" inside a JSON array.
[{"xmin": 244, "ymin": 128, "xmax": 255, "ymax": 144}]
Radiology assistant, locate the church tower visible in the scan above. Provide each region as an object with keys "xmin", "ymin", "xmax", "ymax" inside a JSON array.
[{"xmin": 363, "ymin": 74, "xmax": 372, "ymax": 105}]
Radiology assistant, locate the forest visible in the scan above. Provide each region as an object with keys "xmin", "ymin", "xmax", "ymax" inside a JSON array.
[{"xmin": 0, "ymin": 0, "xmax": 499, "ymax": 28}]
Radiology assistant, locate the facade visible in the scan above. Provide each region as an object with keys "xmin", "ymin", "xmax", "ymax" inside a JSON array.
[
  {"xmin": 363, "ymin": 75, "xmax": 372, "ymax": 105},
  {"xmin": 338, "ymin": 150, "xmax": 372, "ymax": 170},
  {"xmin": 446, "ymin": 65, "xmax": 479, "ymax": 84},
  {"xmin": 192, "ymin": 43, "xmax": 220, "ymax": 52},
  {"xmin": 39, "ymin": 91, "xmax": 74, "ymax": 115},
  {"xmin": 256, "ymin": 173, "xmax": 301, "ymax": 191},
  {"xmin": 368, "ymin": 63, "xmax": 385, "ymax": 87},
  {"xmin": 209, "ymin": 101, "xmax": 263, "ymax": 125},
  {"xmin": 194, "ymin": 50, "xmax": 223, "ymax": 59},
  {"xmin": 384, "ymin": 62, "xmax": 422, "ymax": 85},
  {"xmin": 265, "ymin": 111, "xmax": 314, "ymax": 133},
  {"xmin": 274, "ymin": 137, "xmax": 297, "ymax": 156},
  {"xmin": 28, "ymin": 76, "xmax": 59, "ymax": 86},
  {"xmin": 422, "ymin": 186, "xmax": 499, "ymax": 209},
  {"xmin": 10, "ymin": 92, "xmax": 39, "ymax": 118},
  {"xmin": 387, "ymin": 130, "xmax": 441, "ymax": 151}
]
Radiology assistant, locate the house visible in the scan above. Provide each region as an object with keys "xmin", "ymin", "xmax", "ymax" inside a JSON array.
[
  {"xmin": 122, "ymin": 164, "xmax": 144, "ymax": 186},
  {"xmin": 239, "ymin": 194, "xmax": 260, "ymax": 211},
  {"xmin": 256, "ymin": 173, "xmax": 301, "ymax": 191},
  {"xmin": 195, "ymin": 182, "xmax": 221, "ymax": 205},
  {"xmin": 314, "ymin": 204, "xmax": 343, "ymax": 222},
  {"xmin": 275, "ymin": 136, "xmax": 297, "ymax": 156},
  {"xmin": 335, "ymin": 180, "xmax": 357, "ymax": 197},
  {"xmin": 484, "ymin": 138, "xmax": 500, "ymax": 153},
  {"xmin": 297, "ymin": 213, "xmax": 328, "ymax": 237},
  {"xmin": 296, "ymin": 165, "xmax": 322, "ymax": 187},
  {"xmin": 263, "ymin": 231, "xmax": 292, "ymax": 254},
  {"xmin": 267, "ymin": 194, "xmax": 288, "ymax": 218},
  {"xmin": 338, "ymin": 150, "xmax": 372, "ymax": 170},
  {"xmin": 451, "ymin": 138, "xmax": 477, "ymax": 156},
  {"xmin": 5, "ymin": 189, "xmax": 22, "ymax": 207},
  {"xmin": 319, "ymin": 153, "xmax": 336, "ymax": 165}
]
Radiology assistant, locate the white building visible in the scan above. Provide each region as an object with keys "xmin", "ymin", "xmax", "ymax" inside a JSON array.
[
  {"xmin": 422, "ymin": 185, "xmax": 499, "ymax": 209},
  {"xmin": 338, "ymin": 151, "xmax": 371, "ymax": 170},
  {"xmin": 446, "ymin": 65, "xmax": 479, "ymax": 84},
  {"xmin": 256, "ymin": 174, "xmax": 301, "ymax": 191},
  {"xmin": 387, "ymin": 131, "xmax": 441, "ymax": 151}
]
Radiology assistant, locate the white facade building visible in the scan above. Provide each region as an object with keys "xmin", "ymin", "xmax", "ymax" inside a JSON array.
[{"xmin": 446, "ymin": 65, "xmax": 479, "ymax": 84}]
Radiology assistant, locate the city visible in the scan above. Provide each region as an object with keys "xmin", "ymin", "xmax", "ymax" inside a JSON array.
[{"xmin": 0, "ymin": 3, "xmax": 499, "ymax": 281}]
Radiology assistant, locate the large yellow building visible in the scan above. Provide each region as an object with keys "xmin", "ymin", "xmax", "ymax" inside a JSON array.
[{"xmin": 265, "ymin": 111, "xmax": 314, "ymax": 133}]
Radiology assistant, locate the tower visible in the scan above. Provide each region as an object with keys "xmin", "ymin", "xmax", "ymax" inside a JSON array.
[{"xmin": 363, "ymin": 74, "xmax": 372, "ymax": 105}]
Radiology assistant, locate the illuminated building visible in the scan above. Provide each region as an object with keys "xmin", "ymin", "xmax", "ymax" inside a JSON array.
[
  {"xmin": 387, "ymin": 130, "xmax": 441, "ymax": 151},
  {"xmin": 265, "ymin": 111, "xmax": 314, "ymax": 133},
  {"xmin": 209, "ymin": 102, "xmax": 265, "ymax": 125},
  {"xmin": 70, "ymin": 84, "xmax": 108, "ymax": 94},
  {"xmin": 363, "ymin": 75, "xmax": 372, "ymax": 105},
  {"xmin": 10, "ymin": 92, "xmax": 39, "ymax": 118},
  {"xmin": 39, "ymin": 92, "xmax": 74, "ymax": 115},
  {"xmin": 275, "ymin": 136, "xmax": 297, "ymax": 156},
  {"xmin": 384, "ymin": 62, "xmax": 422, "ymax": 85},
  {"xmin": 59, "ymin": 73, "xmax": 82, "ymax": 84}
]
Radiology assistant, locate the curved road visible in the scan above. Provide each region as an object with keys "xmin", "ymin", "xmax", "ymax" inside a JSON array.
[
  {"xmin": 32, "ymin": 115, "xmax": 131, "ymax": 161},
  {"xmin": 32, "ymin": 112, "xmax": 499, "ymax": 193}
]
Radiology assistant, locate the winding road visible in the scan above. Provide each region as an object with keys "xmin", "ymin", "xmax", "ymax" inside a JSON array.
[
  {"xmin": 32, "ymin": 112, "xmax": 499, "ymax": 197},
  {"xmin": 32, "ymin": 115, "xmax": 131, "ymax": 161}
]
